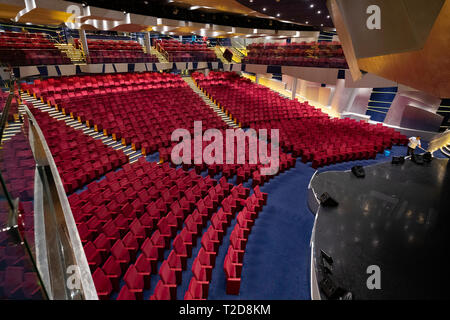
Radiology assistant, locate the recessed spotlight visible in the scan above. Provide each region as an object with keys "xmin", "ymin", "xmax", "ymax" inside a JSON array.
[
  {"xmin": 305, "ymin": 21, "xmax": 309, "ymax": 24},
  {"xmin": 310, "ymin": 4, "xmax": 314, "ymax": 8},
  {"xmin": 317, "ymin": 10, "xmax": 321, "ymax": 14},
  {"xmin": 327, "ymin": 15, "xmax": 330, "ymax": 19},
  {"xmin": 276, "ymin": 13, "xmax": 281, "ymax": 17},
  {"xmin": 262, "ymin": 7, "xmax": 267, "ymax": 11},
  {"xmin": 249, "ymin": 0, "xmax": 253, "ymax": 2}
]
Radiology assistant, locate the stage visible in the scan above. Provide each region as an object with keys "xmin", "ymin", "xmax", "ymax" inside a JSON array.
[{"xmin": 309, "ymin": 157, "xmax": 450, "ymax": 299}]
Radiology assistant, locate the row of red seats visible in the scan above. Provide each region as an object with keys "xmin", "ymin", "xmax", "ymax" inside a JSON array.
[
  {"xmin": 0, "ymin": 92, "xmax": 19, "ymax": 123},
  {"xmin": 70, "ymin": 158, "xmax": 223, "ymax": 299},
  {"xmin": 183, "ymin": 186, "xmax": 267, "ymax": 299},
  {"xmin": 0, "ymin": 31, "xmax": 70, "ymax": 66},
  {"xmin": 165, "ymin": 51, "xmax": 216, "ymax": 62},
  {"xmin": 246, "ymin": 48, "xmax": 344, "ymax": 57},
  {"xmin": 23, "ymin": 73, "xmax": 228, "ymax": 157},
  {"xmin": 88, "ymin": 51, "xmax": 158, "ymax": 64},
  {"xmin": 0, "ymin": 49, "xmax": 71, "ymax": 66},
  {"xmin": 192, "ymin": 71, "xmax": 327, "ymax": 127},
  {"xmin": 224, "ymin": 186, "xmax": 268, "ymax": 295},
  {"xmin": 242, "ymin": 56, "xmax": 348, "ymax": 68},
  {"xmin": 0, "ymin": 228, "xmax": 42, "ymax": 299},
  {"xmin": 159, "ymin": 128, "xmax": 296, "ymax": 184},
  {"xmin": 22, "ymin": 72, "xmax": 183, "ymax": 99},
  {"xmin": 28, "ymin": 106, "xmax": 128, "ymax": 194},
  {"xmin": 74, "ymin": 38, "xmax": 158, "ymax": 64},
  {"xmin": 192, "ymin": 71, "xmax": 408, "ymax": 169},
  {"xmin": 150, "ymin": 184, "xmax": 247, "ymax": 300},
  {"xmin": 0, "ymin": 31, "xmax": 55, "ymax": 48},
  {"xmin": 247, "ymin": 41, "xmax": 342, "ymax": 49},
  {"xmin": 244, "ymin": 41, "xmax": 347, "ymax": 68},
  {"xmin": 155, "ymin": 40, "xmax": 216, "ymax": 62},
  {"xmin": 0, "ymin": 265, "xmax": 42, "ymax": 299},
  {"xmin": 76, "ymin": 39, "xmax": 144, "ymax": 51},
  {"xmin": 0, "ymin": 134, "xmax": 35, "ymax": 201}
]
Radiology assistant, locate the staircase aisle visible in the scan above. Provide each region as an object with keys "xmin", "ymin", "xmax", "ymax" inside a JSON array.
[
  {"xmin": 150, "ymin": 46, "xmax": 169, "ymax": 63},
  {"xmin": 54, "ymin": 43, "xmax": 86, "ymax": 65},
  {"xmin": 20, "ymin": 93, "xmax": 144, "ymax": 163},
  {"xmin": 182, "ymin": 76, "xmax": 239, "ymax": 129},
  {"xmin": 213, "ymin": 46, "xmax": 229, "ymax": 64}
]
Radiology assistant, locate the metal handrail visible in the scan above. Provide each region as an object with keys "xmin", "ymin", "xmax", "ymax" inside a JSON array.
[{"xmin": 22, "ymin": 104, "xmax": 98, "ymax": 300}]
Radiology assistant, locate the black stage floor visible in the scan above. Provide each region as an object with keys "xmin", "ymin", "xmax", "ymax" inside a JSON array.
[{"xmin": 310, "ymin": 158, "xmax": 450, "ymax": 299}]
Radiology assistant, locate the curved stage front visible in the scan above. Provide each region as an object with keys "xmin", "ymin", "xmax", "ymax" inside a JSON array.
[{"xmin": 309, "ymin": 158, "xmax": 450, "ymax": 299}]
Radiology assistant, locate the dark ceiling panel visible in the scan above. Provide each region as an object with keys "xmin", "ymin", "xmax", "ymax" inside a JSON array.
[
  {"xmin": 72, "ymin": 0, "xmax": 323, "ymax": 31},
  {"xmin": 235, "ymin": 0, "xmax": 334, "ymax": 27}
]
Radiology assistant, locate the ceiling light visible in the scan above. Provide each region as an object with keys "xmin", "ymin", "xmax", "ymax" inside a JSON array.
[
  {"xmin": 305, "ymin": 21, "xmax": 309, "ymax": 24},
  {"xmin": 310, "ymin": 4, "xmax": 314, "ymax": 8},
  {"xmin": 262, "ymin": 8, "xmax": 267, "ymax": 11},
  {"xmin": 276, "ymin": 13, "xmax": 281, "ymax": 17},
  {"xmin": 327, "ymin": 15, "xmax": 330, "ymax": 19},
  {"xmin": 317, "ymin": 10, "xmax": 321, "ymax": 14}
]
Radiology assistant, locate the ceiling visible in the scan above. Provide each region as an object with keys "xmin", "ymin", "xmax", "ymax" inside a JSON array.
[
  {"xmin": 235, "ymin": 0, "xmax": 333, "ymax": 27},
  {"xmin": 72, "ymin": 0, "xmax": 326, "ymax": 31}
]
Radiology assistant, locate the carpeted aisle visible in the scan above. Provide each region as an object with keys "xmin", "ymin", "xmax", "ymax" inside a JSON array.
[{"xmin": 208, "ymin": 159, "xmax": 316, "ymax": 300}]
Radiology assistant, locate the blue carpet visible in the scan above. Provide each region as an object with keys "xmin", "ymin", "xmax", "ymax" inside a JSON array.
[{"xmin": 207, "ymin": 159, "xmax": 316, "ymax": 300}]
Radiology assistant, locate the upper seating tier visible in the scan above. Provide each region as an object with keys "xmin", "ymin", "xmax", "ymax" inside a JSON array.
[
  {"xmin": 243, "ymin": 41, "xmax": 348, "ymax": 68},
  {"xmin": 0, "ymin": 31, "xmax": 71, "ymax": 66},
  {"xmin": 156, "ymin": 40, "xmax": 216, "ymax": 62}
]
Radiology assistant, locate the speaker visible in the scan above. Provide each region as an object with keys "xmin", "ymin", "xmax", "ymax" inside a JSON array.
[
  {"xmin": 319, "ymin": 193, "xmax": 338, "ymax": 207},
  {"xmin": 319, "ymin": 276, "xmax": 339, "ymax": 299},
  {"xmin": 392, "ymin": 156, "xmax": 405, "ymax": 165},
  {"xmin": 423, "ymin": 152, "xmax": 432, "ymax": 163},
  {"xmin": 412, "ymin": 154, "xmax": 424, "ymax": 165},
  {"xmin": 351, "ymin": 166, "xmax": 365, "ymax": 178},
  {"xmin": 223, "ymin": 48, "xmax": 233, "ymax": 63}
]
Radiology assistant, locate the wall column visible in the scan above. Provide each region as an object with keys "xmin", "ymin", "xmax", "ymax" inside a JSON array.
[
  {"xmin": 330, "ymin": 79, "xmax": 346, "ymax": 113},
  {"xmin": 79, "ymin": 28, "xmax": 89, "ymax": 58},
  {"xmin": 292, "ymin": 78, "xmax": 298, "ymax": 100},
  {"xmin": 144, "ymin": 31, "xmax": 152, "ymax": 54}
]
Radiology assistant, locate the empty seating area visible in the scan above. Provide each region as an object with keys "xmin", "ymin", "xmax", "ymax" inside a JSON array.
[
  {"xmin": 155, "ymin": 40, "xmax": 216, "ymax": 62},
  {"xmin": 74, "ymin": 38, "xmax": 158, "ymax": 64},
  {"xmin": 223, "ymin": 186, "xmax": 268, "ymax": 296},
  {"xmin": 0, "ymin": 133, "xmax": 34, "ymax": 202},
  {"xmin": 158, "ymin": 127, "xmax": 296, "ymax": 186},
  {"xmin": 184, "ymin": 185, "xmax": 267, "ymax": 299},
  {"xmin": 243, "ymin": 41, "xmax": 348, "ymax": 68},
  {"xmin": 0, "ymin": 242, "xmax": 43, "ymax": 299},
  {"xmin": 69, "ymin": 158, "xmax": 228, "ymax": 299},
  {"xmin": 192, "ymin": 71, "xmax": 408, "ymax": 168},
  {"xmin": 22, "ymin": 73, "xmax": 227, "ymax": 156},
  {"xmin": 28, "ymin": 106, "xmax": 128, "ymax": 194},
  {"xmin": 0, "ymin": 91, "xmax": 19, "ymax": 122},
  {"xmin": 0, "ymin": 31, "xmax": 70, "ymax": 66},
  {"xmin": 151, "ymin": 183, "xmax": 248, "ymax": 300}
]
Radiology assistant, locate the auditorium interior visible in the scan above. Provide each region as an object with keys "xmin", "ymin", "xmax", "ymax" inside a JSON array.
[{"xmin": 0, "ymin": 0, "xmax": 449, "ymax": 301}]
